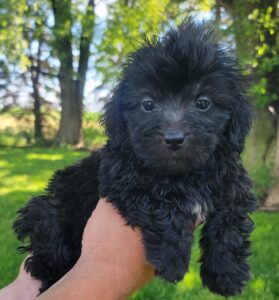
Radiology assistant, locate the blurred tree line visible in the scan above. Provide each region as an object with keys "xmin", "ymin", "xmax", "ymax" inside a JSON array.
[{"xmin": 0, "ymin": 0, "xmax": 278, "ymax": 206}]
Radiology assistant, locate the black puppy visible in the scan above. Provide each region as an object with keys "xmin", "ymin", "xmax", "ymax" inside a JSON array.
[{"xmin": 14, "ymin": 20, "xmax": 256, "ymax": 296}]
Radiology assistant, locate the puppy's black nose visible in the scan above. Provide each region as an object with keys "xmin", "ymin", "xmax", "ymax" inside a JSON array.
[{"xmin": 164, "ymin": 130, "xmax": 185, "ymax": 150}]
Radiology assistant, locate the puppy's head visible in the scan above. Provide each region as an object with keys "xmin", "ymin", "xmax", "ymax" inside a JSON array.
[{"xmin": 102, "ymin": 20, "xmax": 251, "ymax": 175}]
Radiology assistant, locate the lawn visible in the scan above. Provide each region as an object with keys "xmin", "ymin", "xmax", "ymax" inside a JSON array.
[{"xmin": 0, "ymin": 147, "xmax": 278, "ymax": 299}]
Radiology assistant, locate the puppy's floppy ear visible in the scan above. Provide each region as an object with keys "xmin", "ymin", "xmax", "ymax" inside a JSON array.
[
  {"xmin": 101, "ymin": 91, "xmax": 126, "ymax": 148},
  {"xmin": 226, "ymin": 94, "xmax": 252, "ymax": 153}
]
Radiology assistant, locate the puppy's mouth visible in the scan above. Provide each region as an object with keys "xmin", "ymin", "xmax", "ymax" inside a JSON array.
[
  {"xmin": 146, "ymin": 152, "xmax": 193, "ymax": 175},
  {"xmin": 154, "ymin": 143, "xmax": 213, "ymax": 175},
  {"xmin": 167, "ymin": 154, "xmax": 186, "ymax": 166},
  {"xmin": 152, "ymin": 160, "xmax": 188, "ymax": 175}
]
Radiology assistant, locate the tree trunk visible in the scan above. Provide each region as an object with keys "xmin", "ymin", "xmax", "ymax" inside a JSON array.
[
  {"xmin": 272, "ymin": 121, "xmax": 279, "ymax": 177},
  {"xmin": 51, "ymin": 0, "xmax": 78, "ymax": 145},
  {"xmin": 30, "ymin": 40, "xmax": 43, "ymax": 141},
  {"xmin": 265, "ymin": 120, "xmax": 279, "ymax": 209},
  {"xmin": 32, "ymin": 69, "xmax": 43, "ymax": 140},
  {"xmin": 51, "ymin": 0, "xmax": 95, "ymax": 145},
  {"xmin": 57, "ymin": 69, "xmax": 83, "ymax": 145}
]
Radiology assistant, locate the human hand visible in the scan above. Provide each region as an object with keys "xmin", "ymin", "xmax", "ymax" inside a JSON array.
[
  {"xmin": 39, "ymin": 199, "xmax": 154, "ymax": 300},
  {"xmin": 79, "ymin": 198, "xmax": 155, "ymax": 297},
  {"xmin": 0, "ymin": 256, "xmax": 41, "ymax": 300}
]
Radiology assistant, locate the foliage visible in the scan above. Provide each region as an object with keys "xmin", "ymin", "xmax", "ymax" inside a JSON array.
[
  {"xmin": 0, "ymin": 0, "xmax": 28, "ymax": 68},
  {"xmin": 216, "ymin": 0, "xmax": 279, "ymax": 205},
  {"xmin": 96, "ymin": 0, "xmax": 224, "ymax": 85},
  {"xmin": 1, "ymin": 0, "xmax": 278, "ymax": 108},
  {"xmin": 96, "ymin": 0, "xmax": 176, "ymax": 84},
  {"xmin": 247, "ymin": 3, "xmax": 279, "ymax": 107}
]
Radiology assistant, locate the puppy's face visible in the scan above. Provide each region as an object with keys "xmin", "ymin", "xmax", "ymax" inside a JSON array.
[
  {"xmin": 104, "ymin": 22, "xmax": 251, "ymax": 175},
  {"xmin": 122, "ymin": 74, "xmax": 231, "ymax": 175}
]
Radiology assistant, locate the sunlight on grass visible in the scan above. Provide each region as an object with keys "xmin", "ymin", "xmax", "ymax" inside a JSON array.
[
  {"xmin": 0, "ymin": 160, "xmax": 12, "ymax": 167},
  {"xmin": 0, "ymin": 181, "xmax": 46, "ymax": 196},
  {"xmin": 26, "ymin": 153, "xmax": 65, "ymax": 160},
  {"xmin": 251, "ymin": 277, "xmax": 265, "ymax": 294},
  {"xmin": 0, "ymin": 148, "xmax": 88, "ymax": 204},
  {"xmin": 177, "ymin": 268, "xmax": 200, "ymax": 290}
]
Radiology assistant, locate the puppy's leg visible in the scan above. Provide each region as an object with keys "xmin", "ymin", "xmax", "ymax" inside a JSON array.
[
  {"xmin": 200, "ymin": 164, "xmax": 256, "ymax": 296},
  {"xmin": 200, "ymin": 210, "xmax": 253, "ymax": 296},
  {"xmin": 14, "ymin": 195, "xmax": 82, "ymax": 293},
  {"xmin": 142, "ymin": 216, "xmax": 194, "ymax": 283}
]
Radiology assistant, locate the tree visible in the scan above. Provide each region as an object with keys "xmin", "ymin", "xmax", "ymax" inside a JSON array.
[
  {"xmin": 1, "ymin": 0, "xmax": 96, "ymax": 145},
  {"xmin": 257, "ymin": 1, "xmax": 279, "ymax": 208},
  {"xmin": 218, "ymin": 0, "xmax": 279, "ymax": 207},
  {"xmin": 51, "ymin": 0, "xmax": 95, "ymax": 145},
  {"xmin": 0, "ymin": 0, "xmax": 56, "ymax": 142},
  {"xmin": 24, "ymin": 0, "xmax": 52, "ymax": 141}
]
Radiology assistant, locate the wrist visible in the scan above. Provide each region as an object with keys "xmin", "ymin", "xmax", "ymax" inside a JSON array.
[
  {"xmin": 74, "ymin": 257, "xmax": 131, "ymax": 300},
  {"xmin": 0, "ymin": 277, "xmax": 39, "ymax": 300},
  {"xmin": 14, "ymin": 274, "xmax": 41, "ymax": 300}
]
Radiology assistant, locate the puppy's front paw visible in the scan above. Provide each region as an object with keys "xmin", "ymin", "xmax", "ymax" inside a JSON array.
[
  {"xmin": 156, "ymin": 263, "xmax": 187, "ymax": 283},
  {"xmin": 200, "ymin": 260, "xmax": 250, "ymax": 296}
]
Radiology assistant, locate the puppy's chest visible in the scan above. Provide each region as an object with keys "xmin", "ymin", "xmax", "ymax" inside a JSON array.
[
  {"xmin": 149, "ymin": 180, "xmax": 211, "ymax": 222},
  {"xmin": 100, "ymin": 166, "xmax": 212, "ymax": 224}
]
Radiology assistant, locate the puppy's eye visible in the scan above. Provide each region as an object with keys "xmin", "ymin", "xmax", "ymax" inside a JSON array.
[
  {"xmin": 195, "ymin": 97, "xmax": 211, "ymax": 111},
  {"xmin": 141, "ymin": 98, "xmax": 155, "ymax": 112}
]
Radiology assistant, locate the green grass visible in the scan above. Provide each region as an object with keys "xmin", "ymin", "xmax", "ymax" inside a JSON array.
[{"xmin": 0, "ymin": 147, "xmax": 279, "ymax": 299}]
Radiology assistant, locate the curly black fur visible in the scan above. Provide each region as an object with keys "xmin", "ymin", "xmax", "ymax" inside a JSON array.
[{"xmin": 13, "ymin": 20, "xmax": 257, "ymax": 296}]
